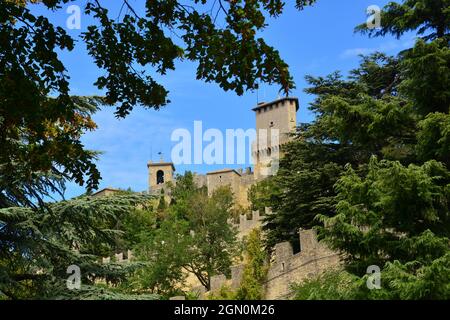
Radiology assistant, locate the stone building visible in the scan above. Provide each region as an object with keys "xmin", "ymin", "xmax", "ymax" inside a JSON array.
[
  {"xmin": 147, "ymin": 97, "xmax": 299, "ymax": 207},
  {"xmin": 91, "ymin": 187, "xmax": 122, "ymax": 197}
]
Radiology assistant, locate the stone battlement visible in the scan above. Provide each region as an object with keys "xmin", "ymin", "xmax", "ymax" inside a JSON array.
[
  {"xmin": 232, "ymin": 207, "xmax": 272, "ymax": 238},
  {"xmin": 102, "ymin": 250, "xmax": 133, "ymax": 264},
  {"xmin": 203, "ymin": 228, "xmax": 341, "ymax": 300}
]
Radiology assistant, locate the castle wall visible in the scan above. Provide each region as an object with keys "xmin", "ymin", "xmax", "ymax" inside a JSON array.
[
  {"xmin": 264, "ymin": 229, "xmax": 340, "ymax": 299},
  {"xmin": 206, "ymin": 169, "xmax": 254, "ymax": 208},
  {"xmin": 193, "ymin": 173, "xmax": 207, "ymax": 188},
  {"xmin": 207, "ymin": 170, "xmax": 241, "ymax": 197},
  {"xmin": 103, "ymin": 208, "xmax": 341, "ymax": 300},
  {"xmin": 233, "ymin": 208, "xmax": 269, "ymax": 239},
  {"xmin": 206, "ymin": 226, "xmax": 341, "ymax": 300}
]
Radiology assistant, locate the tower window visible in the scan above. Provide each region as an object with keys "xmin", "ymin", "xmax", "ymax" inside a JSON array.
[
  {"xmin": 156, "ymin": 170, "xmax": 165, "ymax": 184},
  {"xmin": 270, "ymin": 121, "xmax": 274, "ymax": 127}
]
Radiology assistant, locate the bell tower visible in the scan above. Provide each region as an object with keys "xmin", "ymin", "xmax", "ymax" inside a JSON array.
[
  {"xmin": 147, "ymin": 160, "xmax": 175, "ymax": 191},
  {"xmin": 252, "ymin": 97, "xmax": 299, "ymax": 179}
]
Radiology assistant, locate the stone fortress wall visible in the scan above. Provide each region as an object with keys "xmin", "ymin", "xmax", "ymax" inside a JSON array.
[
  {"xmin": 172, "ymin": 206, "xmax": 340, "ymax": 299},
  {"xmin": 105, "ymin": 207, "xmax": 340, "ymax": 300},
  {"xmin": 191, "ymin": 215, "xmax": 341, "ymax": 300}
]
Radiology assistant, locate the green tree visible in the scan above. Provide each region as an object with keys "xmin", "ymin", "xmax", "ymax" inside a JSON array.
[
  {"xmin": 0, "ymin": 193, "xmax": 158, "ymax": 299},
  {"xmin": 1, "ymin": 0, "xmax": 318, "ymax": 208},
  {"xmin": 355, "ymin": 0, "xmax": 450, "ymax": 41},
  {"xmin": 125, "ymin": 174, "xmax": 239, "ymax": 294},
  {"xmin": 256, "ymin": 0, "xmax": 448, "ymax": 245},
  {"xmin": 255, "ymin": 52, "xmax": 415, "ymax": 248},
  {"xmin": 299, "ymin": 158, "xmax": 450, "ymax": 300},
  {"xmin": 182, "ymin": 186, "xmax": 239, "ymax": 291},
  {"xmin": 120, "ymin": 206, "xmax": 158, "ymax": 251},
  {"xmin": 319, "ymin": 158, "xmax": 449, "ymax": 268},
  {"xmin": 259, "ymin": 0, "xmax": 450, "ymax": 299},
  {"xmin": 236, "ymin": 228, "xmax": 268, "ymax": 300}
]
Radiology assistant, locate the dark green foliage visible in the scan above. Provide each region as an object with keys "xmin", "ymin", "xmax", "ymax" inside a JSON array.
[
  {"xmin": 170, "ymin": 171, "xmax": 199, "ymax": 204},
  {"xmin": 125, "ymin": 214, "xmax": 191, "ymax": 297},
  {"xmin": 355, "ymin": 0, "xmax": 450, "ymax": 41},
  {"xmin": 208, "ymin": 228, "xmax": 268, "ymax": 300},
  {"xmin": 318, "ymin": 158, "xmax": 450, "ymax": 273},
  {"xmin": 399, "ymin": 39, "xmax": 450, "ymax": 115},
  {"xmin": 0, "ymin": 193, "xmax": 158, "ymax": 299},
  {"xmin": 1, "ymin": 0, "xmax": 311, "ymax": 208},
  {"xmin": 293, "ymin": 253, "xmax": 450, "ymax": 300},
  {"xmin": 259, "ymin": 0, "xmax": 450, "ymax": 299},
  {"xmin": 292, "ymin": 270, "xmax": 363, "ymax": 300},
  {"xmin": 248, "ymin": 177, "xmax": 276, "ymax": 213},
  {"xmin": 80, "ymin": 0, "xmax": 298, "ymax": 116},
  {"xmin": 256, "ymin": 52, "xmax": 416, "ymax": 249},
  {"xmin": 1, "ymin": 1, "xmax": 103, "ymax": 203},
  {"xmin": 416, "ymin": 112, "xmax": 450, "ymax": 166}
]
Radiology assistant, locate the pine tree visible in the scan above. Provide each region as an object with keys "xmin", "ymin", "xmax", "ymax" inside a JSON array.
[
  {"xmin": 255, "ymin": 0, "xmax": 450, "ymax": 299},
  {"xmin": 0, "ymin": 193, "xmax": 159, "ymax": 299}
]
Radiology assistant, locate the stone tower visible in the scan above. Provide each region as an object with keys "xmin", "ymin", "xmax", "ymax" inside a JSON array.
[
  {"xmin": 252, "ymin": 97, "xmax": 299, "ymax": 179},
  {"xmin": 147, "ymin": 161, "xmax": 175, "ymax": 192}
]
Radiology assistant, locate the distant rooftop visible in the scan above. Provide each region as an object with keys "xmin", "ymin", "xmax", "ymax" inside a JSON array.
[
  {"xmin": 147, "ymin": 161, "xmax": 176, "ymax": 171},
  {"xmin": 206, "ymin": 168, "xmax": 241, "ymax": 176},
  {"xmin": 252, "ymin": 97, "xmax": 299, "ymax": 112},
  {"xmin": 91, "ymin": 187, "xmax": 122, "ymax": 197}
]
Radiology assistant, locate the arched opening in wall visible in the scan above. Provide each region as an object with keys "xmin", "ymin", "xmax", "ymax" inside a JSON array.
[
  {"xmin": 156, "ymin": 170, "xmax": 165, "ymax": 184},
  {"xmin": 267, "ymin": 148, "xmax": 272, "ymax": 157}
]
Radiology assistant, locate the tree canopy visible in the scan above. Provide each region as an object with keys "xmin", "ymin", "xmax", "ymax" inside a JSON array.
[
  {"xmin": 0, "ymin": 193, "xmax": 159, "ymax": 299},
  {"xmin": 250, "ymin": 0, "xmax": 450, "ymax": 299},
  {"xmin": 1, "ymin": 0, "xmax": 315, "ymax": 207}
]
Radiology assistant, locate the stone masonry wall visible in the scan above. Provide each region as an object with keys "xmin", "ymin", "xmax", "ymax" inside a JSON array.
[
  {"xmin": 264, "ymin": 229, "xmax": 340, "ymax": 299},
  {"xmin": 206, "ymin": 227, "xmax": 341, "ymax": 300},
  {"xmin": 103, "ymin": 208, "xmax": 341, "ymax": 300}
]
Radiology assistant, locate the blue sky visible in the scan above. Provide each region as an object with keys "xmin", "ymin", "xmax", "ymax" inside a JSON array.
[{"xmin": 31, "ymin": 0, "xmax": 416, "ymax": 199}]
